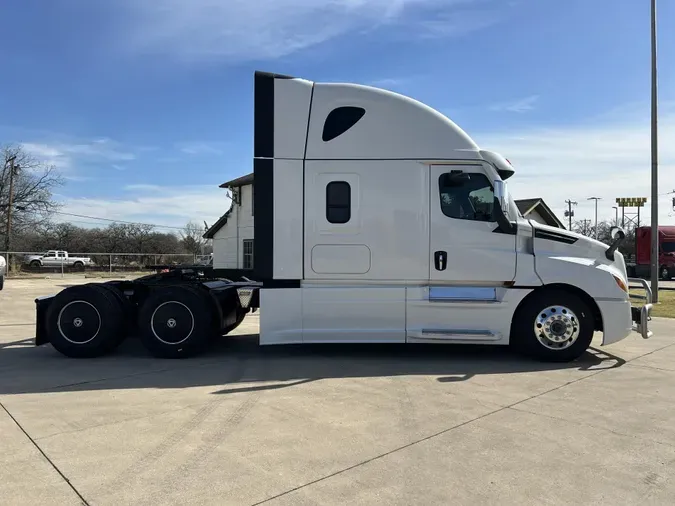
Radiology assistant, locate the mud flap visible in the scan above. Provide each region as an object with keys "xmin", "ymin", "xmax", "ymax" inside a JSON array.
[{"xmin": 35, "ymin": 295, "xmax": 55, "ymax": 346}]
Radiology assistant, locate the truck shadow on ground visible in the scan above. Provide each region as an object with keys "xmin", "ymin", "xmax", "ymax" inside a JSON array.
[{"xmin": 0, "ymin": 333, "xmax": 626, "ymax": 396}]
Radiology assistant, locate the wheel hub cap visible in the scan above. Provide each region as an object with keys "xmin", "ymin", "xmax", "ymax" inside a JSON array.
[
  {"xmin": 534, "ymin": 305, "xmax": 580, "ymax": 350},
  {"xmin": 150, "ymin": 301, "xmax": 195, "ymax": 345},
  {"xmin": 57, "ymin": 300, "xmax": 102, "ymax": 345}
]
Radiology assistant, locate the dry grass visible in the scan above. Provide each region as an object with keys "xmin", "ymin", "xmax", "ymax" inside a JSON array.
[{"xmin": 631, "ymin": 288, "xmax": 675, "ymax": 318}]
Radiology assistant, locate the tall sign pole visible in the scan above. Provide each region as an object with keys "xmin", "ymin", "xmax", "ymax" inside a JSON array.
[
  {"xmin": 4, "ymin": 155, "xmax": 17, "ymax": 254},
  {"xmin": 650, "ymin": 0, "xmax": 659, "ymax": 302}
]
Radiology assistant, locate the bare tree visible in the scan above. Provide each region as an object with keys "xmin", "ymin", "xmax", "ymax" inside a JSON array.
[
  {"xmin": 573, "ymin": 218, "xmax": 636, "ymax": 257},
  {"xmin": 1, "ymin": 144, "xmax": 64, "ymax": 242},
  {"xmin": 573, "ymin": 219, "xmax": 594, "ymax": 238},
  {"xmin": 181, "ymin": 221, "xmax": 206, "ymax": 256},
  {"xmin": 125, "ymin": 223, "xmax": 155, "ymax": 252}
]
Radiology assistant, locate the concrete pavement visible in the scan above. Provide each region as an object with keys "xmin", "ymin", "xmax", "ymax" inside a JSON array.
[{"xmin": 1, "ymin": 278, "xmax": 674, "ymax": 505}]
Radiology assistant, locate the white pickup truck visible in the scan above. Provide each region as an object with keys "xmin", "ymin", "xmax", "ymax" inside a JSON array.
[{"xmin": 25, "ymin": 250, "xmax": 92, "ymax": 270}]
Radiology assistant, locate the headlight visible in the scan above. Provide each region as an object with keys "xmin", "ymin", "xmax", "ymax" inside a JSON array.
[{"xmin": 613, "ymin": 275, "xmax": 628, "ymax": 293}]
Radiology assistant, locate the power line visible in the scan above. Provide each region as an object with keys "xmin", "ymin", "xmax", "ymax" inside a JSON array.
[{"xmin": 51, "ymin": 211, "xmax": 186, "ymax": 230}]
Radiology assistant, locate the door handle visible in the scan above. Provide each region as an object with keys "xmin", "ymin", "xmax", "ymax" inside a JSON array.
[{"xmin": 434, "ymin": 251, "xmax": 447, "ymax": 271}]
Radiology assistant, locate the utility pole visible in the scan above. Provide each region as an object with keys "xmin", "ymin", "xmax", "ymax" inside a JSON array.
[
  {"xmin": 4, "ymin": 155, "xmax": 17, "ymax": 254},
  {"xmin": 612, "ymin": 206, "xmax": 619, "ymax": 226},
  {"xmin": 564, "ymin": 200, "xmax": 577, "ymax": 230},
  {"xmin": 587, "ymin": 197, "xmax": 602, "ymax": 240},
  {"xmin": 650, "ymin": 0, "xmax": 659, "ymax": 302}
]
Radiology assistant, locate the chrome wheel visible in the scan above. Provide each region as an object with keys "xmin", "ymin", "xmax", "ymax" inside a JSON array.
[{"xmin": 534, "ymin": 305, "xmax": 580, "ymax": 351}]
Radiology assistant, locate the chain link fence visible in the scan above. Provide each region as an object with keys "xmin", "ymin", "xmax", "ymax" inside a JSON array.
[{"xmin": 1, "ymin": 251, "xmax": 211, "ymax": 278}]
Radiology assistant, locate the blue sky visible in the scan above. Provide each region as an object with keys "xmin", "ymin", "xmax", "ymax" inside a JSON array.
[{"xmin": 1, "ymin": 0, "xmax": 674, "ymax": 230}]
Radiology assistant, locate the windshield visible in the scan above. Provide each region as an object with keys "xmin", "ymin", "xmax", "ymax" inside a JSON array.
[{"xmin": 662, "ymin": 242, "xmax": 675, "ymax": 253}]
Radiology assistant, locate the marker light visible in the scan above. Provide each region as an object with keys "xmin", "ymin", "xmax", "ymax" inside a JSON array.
[{"xmin": 613, "ymin": 275, "xmax": 628, "ymax": 293}]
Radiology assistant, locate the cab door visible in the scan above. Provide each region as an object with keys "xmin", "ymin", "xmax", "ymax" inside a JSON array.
[
  {"xmin": 429, "ymin": 165, "xmax": 517, "ymax": 284},
  {"xmin": 42, "ymin": 252, "xmax": 58, "ymax": 267}
]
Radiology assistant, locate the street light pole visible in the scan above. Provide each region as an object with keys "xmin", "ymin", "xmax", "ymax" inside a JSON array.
[
  {"xmin": 650, "ymin": 0, "xmax": 659, "ymax": 302},
  {"xmin": 612, "ymin": 206, "xmax": 619, "ymax": 226},
  {"xmin": 588, "ymin": 197, "xmax": 602, "ymax": 240}
]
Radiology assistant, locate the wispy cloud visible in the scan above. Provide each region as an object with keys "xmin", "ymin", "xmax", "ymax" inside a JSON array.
[
  {"xmin": 59, "ymin": 184, "xmax": 228, "ymax": 229},
  {"xmin": 157, "ymin": 156, "xmax": 181, "ymax": 164},
  {"xmin": 63, "ymin": 175, "xmax": 94, "ymax": 182},
  {"xmin": 124, "ymin": 184, "xmax": 165, "ymax": 192},
  {"xmin": 22, "ymin": 138, "xmax": 136, "ymax": 170},
  {"xmin": 365, "ymin": 75, "xmax": 426, "ymax": 92},
  {"xmin": 119, "ymin": 0, "xmax": 501, "ymax": 62},
  {"xmin": 489, "ymin": 95, "xmax": 540, "ymax": 113},
  {"xmin": 176, "ymin": 141, "xmax": 227, "ymax": 156},
  {"xmin": 474, "ymin": 106, "xmax": 675, "ymax": 224},
  {"xmin": 415, "ymin": 8, "xmax": 502, "ymax": 39}
]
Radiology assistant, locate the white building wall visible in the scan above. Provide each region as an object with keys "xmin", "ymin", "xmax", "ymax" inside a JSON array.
[{"xmin": 212, "ymin": 183, "xmax": 255, "ymax": 270}]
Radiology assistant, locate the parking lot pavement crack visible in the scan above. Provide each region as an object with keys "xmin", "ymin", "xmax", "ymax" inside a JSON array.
[
  {"xmin": 45, "ymin": 366, "xmax": 182, "ymax": 392},
  {"xmin": 626, "ymin": 362, "xmax": 675, "ymax": 374},
  {"xmin": 0, "ymin": 400, "xmax": 90, "ymax": 506},
  {"xmin": 626, "ymin": 341, "xmax": 675, "ymax": 361},
  {"xmin": 507, "ymin": 405, "xmax": 675, "ymax": 450}
]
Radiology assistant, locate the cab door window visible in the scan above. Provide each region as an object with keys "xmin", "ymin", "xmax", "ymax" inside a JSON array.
[{"xmin": 438, "ymin": 172, "xmax": 494, "ymax": 222}]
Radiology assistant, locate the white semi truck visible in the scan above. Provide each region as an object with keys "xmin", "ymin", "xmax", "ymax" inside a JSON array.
[{"xmin": 33, "ymin": 70, "xmax": 652, "ymax": 362}]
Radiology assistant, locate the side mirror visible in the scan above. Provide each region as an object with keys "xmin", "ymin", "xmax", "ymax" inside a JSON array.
[
  {"xmin": 493, "ymin": 180, "xmax": 509, "ymax": 217},
  {"xmin": 605, "ymin": 226, "xmax": 627, "ymax": 260},
  {"xmin": 610, "ymin": 226, "xmax": 626, "ymax": 241}
]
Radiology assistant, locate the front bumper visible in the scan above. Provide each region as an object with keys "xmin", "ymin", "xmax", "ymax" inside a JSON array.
[{"xmin": 629, "ymin": 278, "xmax": 653, "ymax": 339}]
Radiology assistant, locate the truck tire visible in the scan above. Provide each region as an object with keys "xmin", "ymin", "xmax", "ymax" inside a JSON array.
[
  {"xmin": 45, "ymin": 284, "xmax": 127, "ymax": 358},
  {"xmin": 511, "ymin": 289, "xmax": 594, "ymax": 362},
  {"xmin": 137, "ymin": 286, "xmax": 218, "ymax": 358},
  {"xmin": 73, "ymin": 261, "xmax": 85, "ymax": 271},
  {"xmin": 30, "ymin": 260, "xmax": 41, "ymax": 268},
  {"xmin": 98, "ymin": 283, "xmax": 136, "ymax": 333}
]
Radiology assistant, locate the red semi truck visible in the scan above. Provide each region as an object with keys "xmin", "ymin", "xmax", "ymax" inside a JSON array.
[{"xmin": 628, "ymin": 226, "xmax": 675, "ymax": 280}]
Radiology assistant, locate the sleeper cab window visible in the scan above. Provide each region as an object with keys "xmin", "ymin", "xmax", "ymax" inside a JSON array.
[
  {"xmin": 326, "ymin": 181, "xmax": 351, "ymax": 224},
  {"xmin": 439, "ymin": 172, "xmax": 495, "ymax": 222},
  {"xmin": 322, "ymin": 106, "xmax": 366, "ymax": 142}
]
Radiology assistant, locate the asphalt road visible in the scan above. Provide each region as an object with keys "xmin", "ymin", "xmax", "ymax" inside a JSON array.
[{"xmin": 1, "ymin": 278, "xmax": 674, "ymax": 505}]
